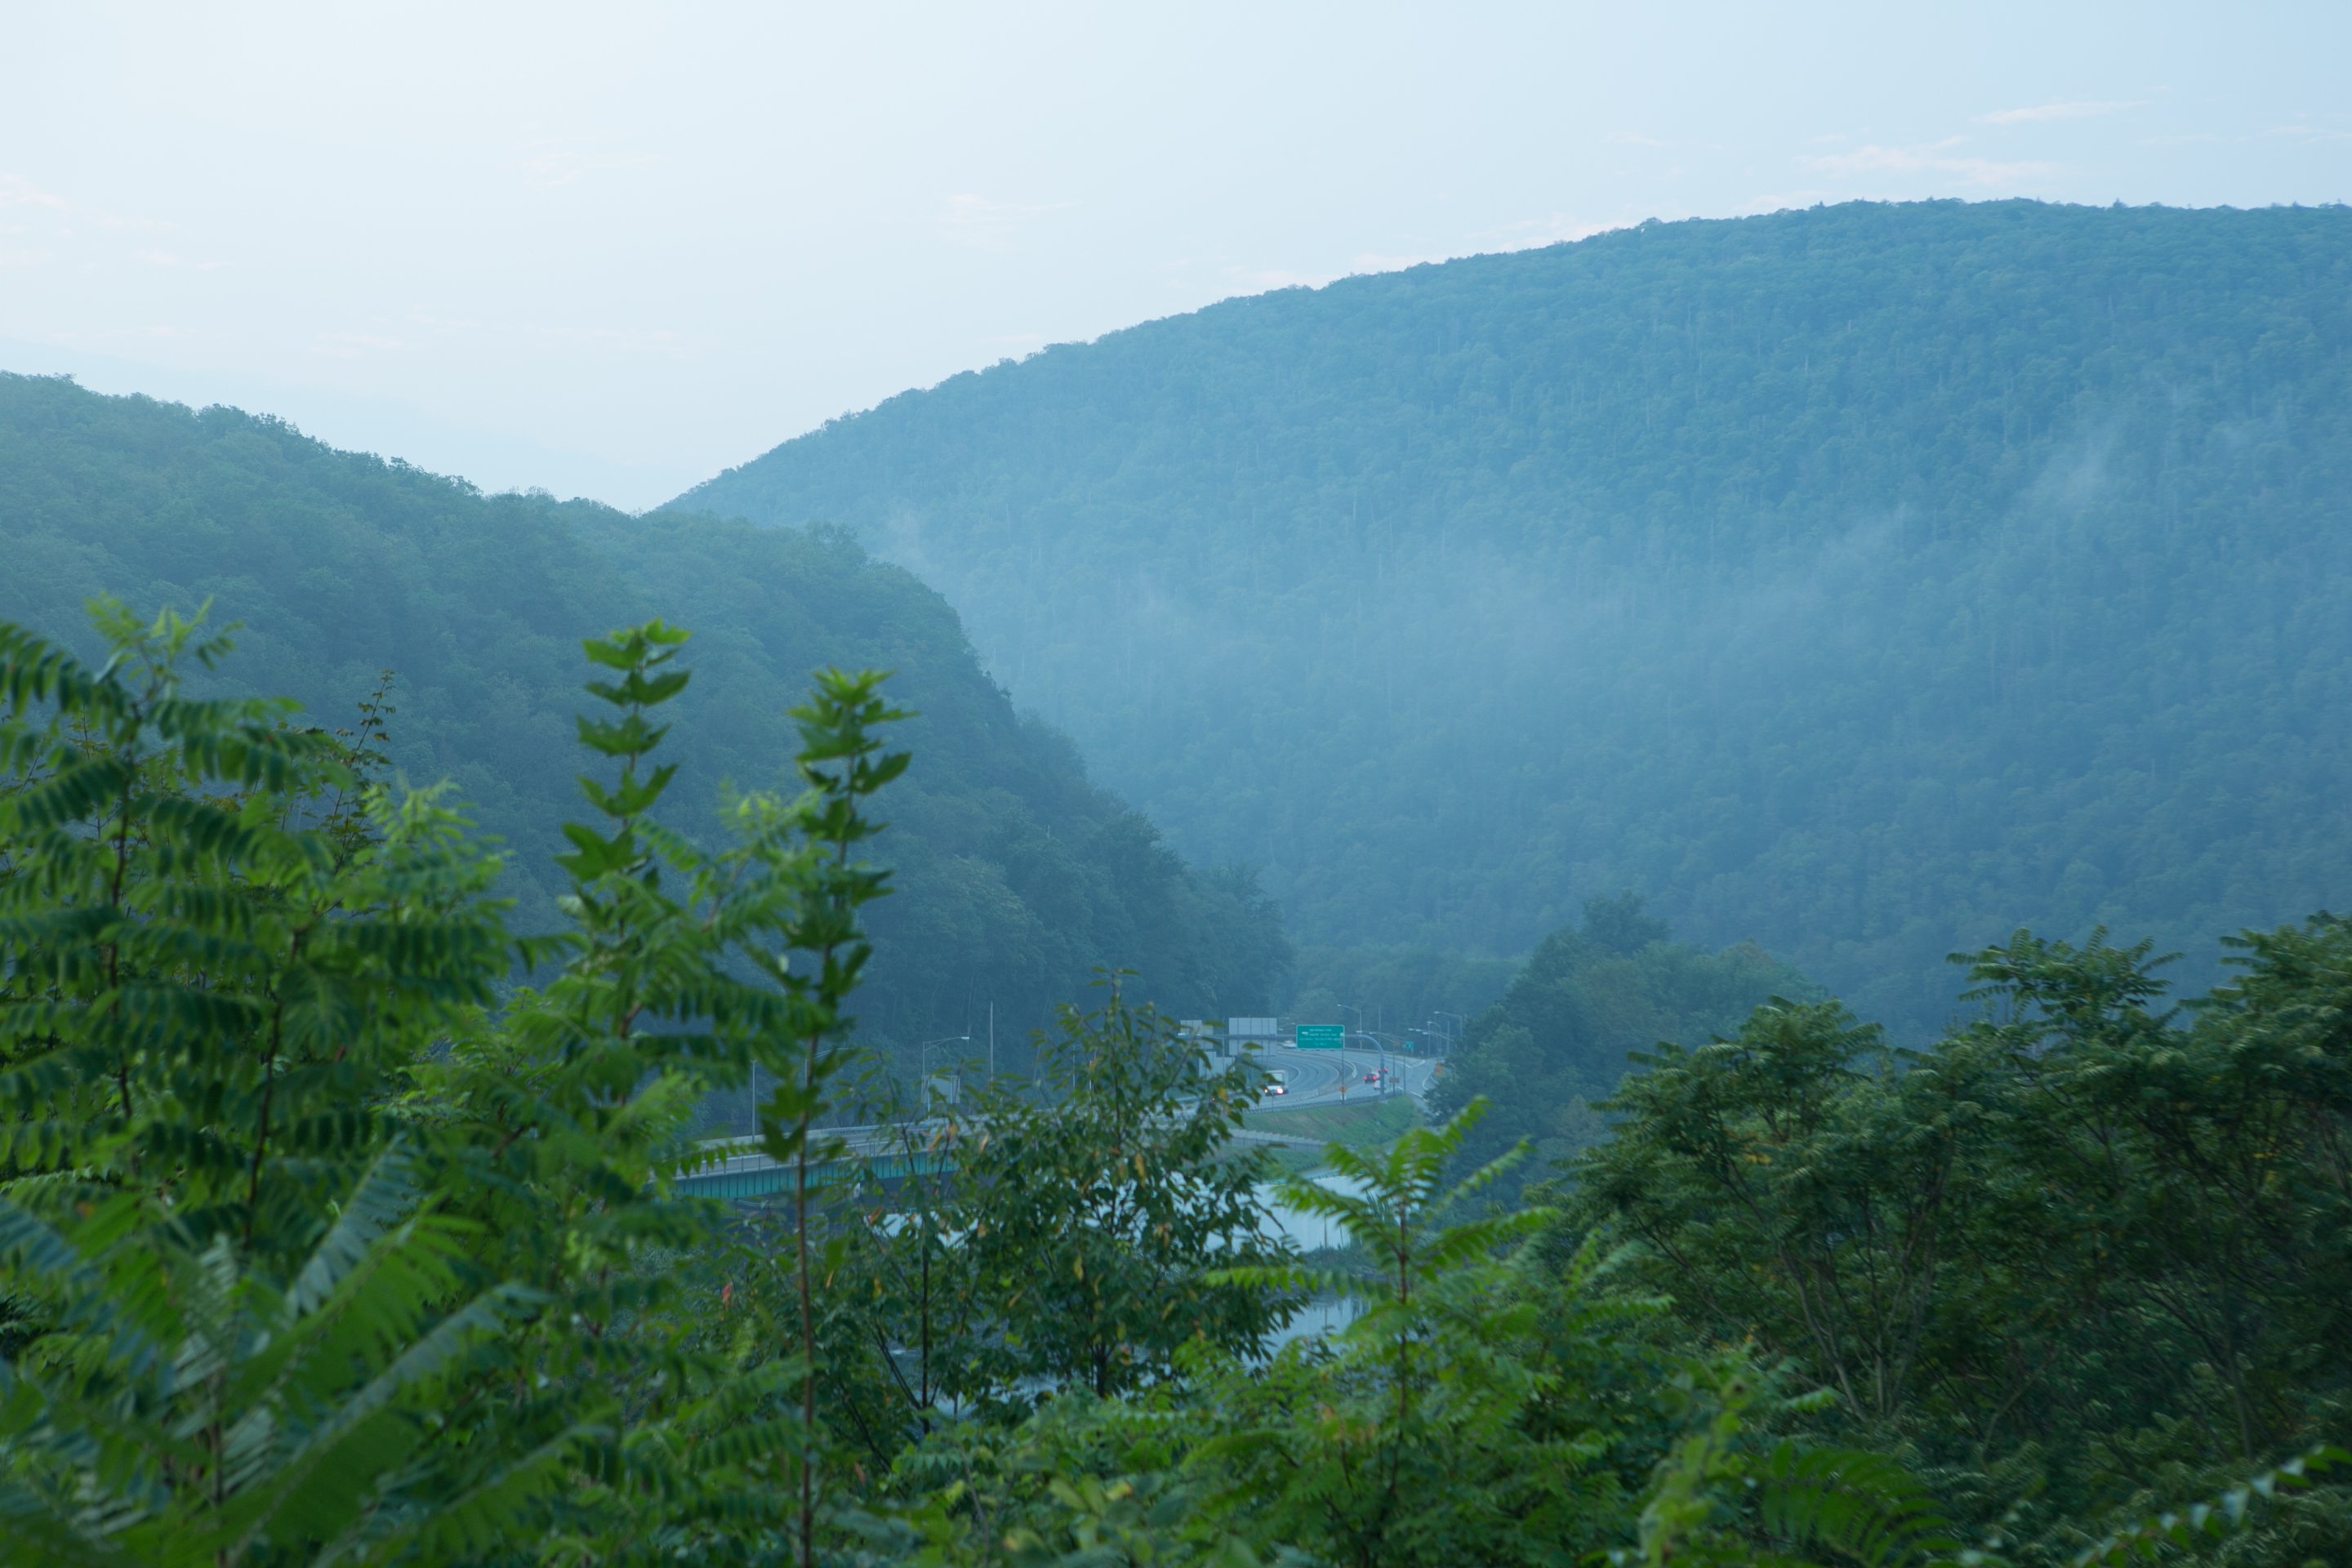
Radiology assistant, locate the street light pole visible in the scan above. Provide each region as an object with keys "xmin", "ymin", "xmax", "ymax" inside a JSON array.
[
  {"xmin": 1342, "ymin": 1026, "xmax": 1390, "ymax": 1097},
  {"xmin": 1337, "ymin": 1003, "xmax": 1364, "ymax": 1097},
  {"xmin": 1432, "ymin": 1011, "xmax": 1467, "ymax": 1057},
  {"xmin": 915, "ymin": 1035, "xmax": 971, "ymax": 1116},
  {"xmin": 1340, "ymin": 1005, "xmax": 1393, "ymax": 1097}
]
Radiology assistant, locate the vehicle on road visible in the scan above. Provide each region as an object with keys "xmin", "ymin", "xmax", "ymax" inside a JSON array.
[{"xmin": 1262, "ymin": 1080, "xmax": 1287, "ymax": 1096}]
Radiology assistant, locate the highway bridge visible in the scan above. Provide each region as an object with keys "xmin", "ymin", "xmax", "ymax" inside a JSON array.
[{"xmin": 672, "ymin": 1046, "xmax": 1435, "ymax": 1201}]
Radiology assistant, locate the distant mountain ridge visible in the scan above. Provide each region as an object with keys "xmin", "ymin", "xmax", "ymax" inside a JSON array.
[
  {"xmin": 673, "ymin": 198, "xmax": 2352, "ymax": 1035},
  {"xmin": 0, "ymin": 372, "xmax": 1289, "ymax": 1055}
]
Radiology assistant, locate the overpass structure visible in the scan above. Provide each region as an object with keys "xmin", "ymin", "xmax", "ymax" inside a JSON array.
[
  {"xmin": 675, "ymin": 1123, "xmax": 960, "ymax": 1202},
  {"xmin": 674, "ymin": 1043, "xmax": 1433, "ymax": 1202},
  {"xmin": 672, "ymin": 1115, "xmax": 1329, "ymax": 1203}
]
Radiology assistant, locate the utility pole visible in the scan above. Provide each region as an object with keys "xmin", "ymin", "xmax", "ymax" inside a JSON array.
[
  {"xmin": 1433, "ymin": 1010, "xmax": 1467, "ymax": 1057},
  {"xmin": 917, "ymin": 1035, "xmax": 972, "ymax": 1116},
  {"xmin": 988, "ymin": 1002, "xmax": 996, "ymax": 1080},
  {"xmin": 1339, "ymin": 1003, "xmax": 1363, "ymax": 1099}
]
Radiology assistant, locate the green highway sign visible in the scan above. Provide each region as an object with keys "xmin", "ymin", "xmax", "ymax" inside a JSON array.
[{"xmin": 1295, "ymin": 1024, "xmax": 1344, "ymax": 1050}]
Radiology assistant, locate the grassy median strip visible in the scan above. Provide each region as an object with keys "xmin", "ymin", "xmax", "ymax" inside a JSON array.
[{"xmin": 1246, "ymin": 1095, "xmax": 1421, "ymax": 1174}]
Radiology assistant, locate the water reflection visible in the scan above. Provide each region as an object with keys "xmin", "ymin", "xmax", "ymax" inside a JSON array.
[{"xmin": 1258, "ymin": 1174, "xmax": 1370, "ymax": 1346}]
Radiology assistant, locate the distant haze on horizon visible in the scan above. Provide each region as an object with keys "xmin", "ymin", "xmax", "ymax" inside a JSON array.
[{"xmin": 5, "ymin": 0, "xmax": 2348, "ymax": 510}]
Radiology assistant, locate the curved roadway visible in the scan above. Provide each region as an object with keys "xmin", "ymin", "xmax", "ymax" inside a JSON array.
[{"xmin": 1243, "ymin": 1045, "xmax": 1439, "ymax": 1111}]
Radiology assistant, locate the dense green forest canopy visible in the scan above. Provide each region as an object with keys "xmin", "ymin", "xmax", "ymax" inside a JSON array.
[
  {"xmin": 677, "ymin": 198, "xmax": 2352, "ymax": 1037},
  {"xmin": 1568, "ymin": 918, "xmax": 2352, "ymax": 1563},
  {"xmin": 1430, "ymin": 893, "xmax": 1815, "ymax": 1183},
  {"xmin": 0, "ymin": 372, "xmax": 1288, "ymax": 1061},
  {"xmin": 4, "ymin": 605, "xmax": 2343, "ymax": 1564}
]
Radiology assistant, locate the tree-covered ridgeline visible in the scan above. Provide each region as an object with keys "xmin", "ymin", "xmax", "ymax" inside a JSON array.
[
  {"xmin": 1428, "ymin": 892, "xmax": 1816, "ymax": 1184},
  {"xmin": 675, "ymin": 198, "xmax": 2352, "ymax": 1038},
  {"xmin": 3, "ymin": 607, "xmax": 2346, "ymax": 1564},
  {"xmin": 0, "ymin": 372, "xmax": 1288, "ymax": 1060}
]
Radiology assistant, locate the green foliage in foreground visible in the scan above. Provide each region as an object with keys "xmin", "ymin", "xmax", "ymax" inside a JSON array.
[
  {"xmin": 1572, "ymin": 924, "xmax": 2352, "ymax": 1563},
  {"xmin": 0, "ymin": 372, "xmax": 1290, "ymax": 1062},
  {"xmin": 0, "ymin": 603, "xmax": 902, "ymax": 1558},
  {"xmin": 4, "ymin": 604, "xmax": 2346, "ymax": 1566}
]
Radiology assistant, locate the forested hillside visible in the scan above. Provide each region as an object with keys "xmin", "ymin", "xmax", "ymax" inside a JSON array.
[
  {"xmin": 0, "ymin": 372, "xmax": 1288, "ymax": 1057},
  {"xmin": 17, "ymin": 587, "xmax": 2342, "ymax": 1561},
  {"xmin": 1431, "ymin": 894, "xmax": 1814, "ymax": 1183},
  {"xmin": 677, "ymin": 199, "xmax": 2352, "ymax": 1036}
]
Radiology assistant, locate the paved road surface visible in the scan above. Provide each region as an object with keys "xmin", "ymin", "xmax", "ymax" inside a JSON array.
[
  {"xmin": 678, "ymin": 1048, "xmax": 1447, "ymax": 1194},
  {"xmin": 1240, "ymin": 1045, "xmax": 1437, "ymax": 1111}
]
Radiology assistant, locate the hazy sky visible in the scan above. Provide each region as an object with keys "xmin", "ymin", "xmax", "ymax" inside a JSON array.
[{"xmin": 5, "ymin": 1, "xmax": 2347, "ymax": 509}]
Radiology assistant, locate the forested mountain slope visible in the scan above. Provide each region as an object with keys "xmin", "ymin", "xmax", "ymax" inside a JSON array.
[
  {"xmin": 676, "ymin": 199, "xmax": 2352, "ymax": 1035},
  {"xmin": 1430, "ymin": 893, "xmax": 1815, "ymax": 1186},
  {"xmin": 0, "ymin": 372, "xmax": 1287, "ymax": 1055}
]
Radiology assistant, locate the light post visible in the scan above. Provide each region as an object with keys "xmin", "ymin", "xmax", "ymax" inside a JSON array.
[
  {"xmin": 915, "ymin": 1034, "xmax": 970, "ymax": 1116},
  {"xmin": 1337, "ymin": 1004, "xmax": 1364, "ymax": 1098},
  {"xmin": 1432, "ymin": 1011, "xmax": 1467, "ymax": 1057},
  {"xmin": 1343, "ymin": 1023, "xmax": 1389, "ymax": 1098},
  {"xmin": 1408, "ymin": 1027, "xmax": 1454, "ymax": 1092}
]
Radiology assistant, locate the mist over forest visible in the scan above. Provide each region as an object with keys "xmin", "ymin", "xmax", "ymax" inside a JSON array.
[
  {"xmin": 0, "ymin": 373, "xmax": 1287, "ymax": 1064},
  {"xmin": 680, "ymin": 198, "xmax": 2352, "ymax": 1037},
  {"xmin": 5, "ymin": 194, "xmax": 2351, "ymax": 1564}
]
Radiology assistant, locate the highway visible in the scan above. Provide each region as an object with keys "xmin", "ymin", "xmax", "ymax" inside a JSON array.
[
  {"xmin": 1239, "ymin": 1044, "xmax": 1438, "ymax": 1111},
  {"xmin": 675, "ymin": 1045, "xmax": 1442, "ymax": 1198}
]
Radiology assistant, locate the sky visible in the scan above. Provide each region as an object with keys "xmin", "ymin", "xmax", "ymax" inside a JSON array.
[{"xmin": 4, "ymin": 1, "xmax": 2347, "ymax": 510}]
